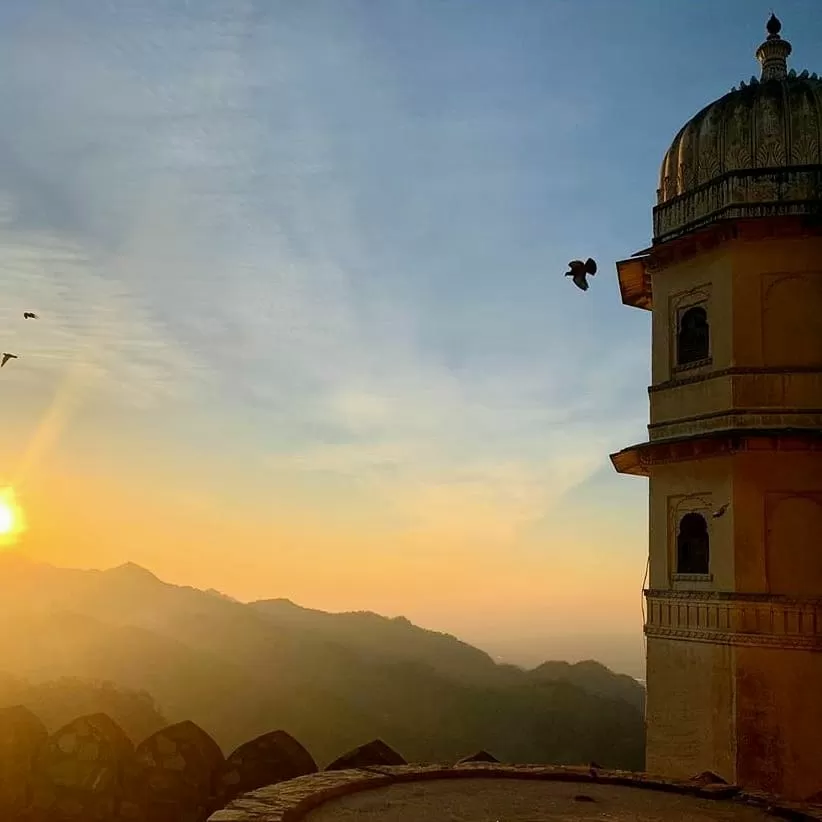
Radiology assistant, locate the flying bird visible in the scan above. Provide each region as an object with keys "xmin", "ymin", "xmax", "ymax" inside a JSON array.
[
  {"xmin": 23, "ymin": 312, "xmax": 38, "ymax": 319},
  {"xmin": 1, "ymin": 353, "xmax": 18, "ymax": 367},
  {"xmin": 565, "ymin": 258, "xmax": 597, "ymax": 291},
  {"xmin": 712, "ymin": 503, "xmax": 730, "ymax": 519}
]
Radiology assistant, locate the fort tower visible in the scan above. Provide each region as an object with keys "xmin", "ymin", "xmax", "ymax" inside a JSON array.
[{"xmin": 611, "ymin": 15, "xmax": 822, "ymax": 800}]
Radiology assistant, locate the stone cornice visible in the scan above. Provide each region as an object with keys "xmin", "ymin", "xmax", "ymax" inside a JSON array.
[
  {"xmin": 616, "ymin": 216, "xmax": 822, "ymax": 311},
  {"xmin": 645, "ymin": 589, "xmax": 822, "ymax": 651},
  {"xmin": 648, "ymin": 410, "xmax": 822, "ymax": 441},
  {"xmin": 611, "ymin": 429, "xmax": 822, "ymax": 476},
  {"xmin": 646, "ymin": 589, "xmax": 822, "ymax": 606},
  {"xmin": 649, "ymin": 215, "xmax": 822, "ymax": 273},
  {"xmin": 648, "ymin": 365, "xmax": 822, "ymax": 394}
]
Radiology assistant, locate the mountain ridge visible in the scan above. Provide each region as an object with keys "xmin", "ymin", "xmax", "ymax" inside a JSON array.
[{"xmin": 0, "ymin": 554, "xmax": 645, "ymax": 768}]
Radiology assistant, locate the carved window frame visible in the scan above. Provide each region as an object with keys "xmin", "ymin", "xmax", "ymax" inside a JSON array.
[
  {"xmin": 668, "ymin": 493, "xmax": 714, "ymax": 588},
  {"xmin": 670, "ymin": 285, "xmax": 713, "ymax": 376}
]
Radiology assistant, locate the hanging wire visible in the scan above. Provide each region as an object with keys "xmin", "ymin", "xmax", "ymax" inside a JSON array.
[
  {"xmin": 640, "ymin": 553, "xmax": 650, "ymax": 635},
  {"xmin": 640, "ymin": 553, "xmax": 650, "ymax": 722}
]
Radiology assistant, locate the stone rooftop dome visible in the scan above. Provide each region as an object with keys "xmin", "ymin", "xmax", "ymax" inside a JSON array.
[{"xmin": 653, "ymin": 14, "xmax": 822, "ymax": 243}]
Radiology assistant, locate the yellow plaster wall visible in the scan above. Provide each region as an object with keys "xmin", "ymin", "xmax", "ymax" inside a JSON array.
[
  {"xmin": 732, "ymin": 452, "xmax": 822, "ymax": 596},
  {"xmin": 731, "ymin": 236, "xmax": 822, "ymax": 369},
  {"xmin": 735, "ymin": 646, "xmax": 822, "ymax": 800},
  {"xmin": 648, "ymin": 236, "xmax": 822, "ymax": 433},
  {"xmin": 635, "ymin": 232, "xmax": 822, "ymax": 800},
  {"xmin": 648, "ymin": 460, "xmax": 734, "ymax": 590},
  {"xmin": 731, "ymin": 372, "xmax": 822, "ymax": 410},
  {"xmin": 650, "ymin": 245, "xmax": 732, "ymax": 386},
  {"xmin": 645, "ymin": 637, "xmax": 735, "ymax": 782},
  {"xmin": 651, "ymin": 371, "xmax": 822, "ymax": 428},
  {"xmin": 649, "ymin": 375, "xmax": 733, "ymax": 426}
]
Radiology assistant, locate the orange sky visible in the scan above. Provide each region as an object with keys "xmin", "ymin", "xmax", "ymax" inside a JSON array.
[
  {"xmin": 0, "ymin": 380, "xmax": 649, "ymax": 674},
  {"xmin": 0, "ymin": 0, "xmax": 726, "ymax": 679}
]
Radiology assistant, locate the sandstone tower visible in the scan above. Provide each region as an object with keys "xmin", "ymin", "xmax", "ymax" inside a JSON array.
[{"xmin": 610, "ymin": 15, "xmax": 822, "ymax": 801}]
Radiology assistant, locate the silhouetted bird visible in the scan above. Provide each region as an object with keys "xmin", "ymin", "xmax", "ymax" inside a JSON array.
[
  {"xmin": 589, "ymin": 761, "xmax": 602, "ymax": 778},
  {"xmin": 712, "ymin": 503, "xmax": 730, "ymax": 519},
  {"xmin": 1, "ymin": 353, "xmax": 18, "ymax": 367},
  {"xmin": 23, "ymin": 312, "xmax": 38, "ymax": 319},
  {"xmin": 565, "ymin": 258, "xmax": 597, "ymax": 291}
]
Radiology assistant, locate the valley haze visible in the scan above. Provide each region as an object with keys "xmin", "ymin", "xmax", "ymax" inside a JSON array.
[
  {"xmin": 0, "ymin": 554, "xmax": 645, "ymax": 769},
  {"xmin": 0, "ymin": 554, "xmax": 645, "ymax": 679}
]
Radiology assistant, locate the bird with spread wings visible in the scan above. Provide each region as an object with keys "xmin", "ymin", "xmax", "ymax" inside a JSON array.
[{"xmin": 564, "ymin": 258, "xmax": 597, "ymax": 291}]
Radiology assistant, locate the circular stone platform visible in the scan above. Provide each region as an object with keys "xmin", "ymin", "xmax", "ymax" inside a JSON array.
[
  {"xmin": 208, "ymin": 765, "xmax": 822, "ymax": 822},
  {"xmin": 305, "ymin": 779, "xmax": 772, "ymax": 822}
]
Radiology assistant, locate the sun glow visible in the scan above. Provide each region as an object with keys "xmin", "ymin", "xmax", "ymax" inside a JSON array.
[{"xmin": 0, "ymin": 488, "xmax": 25, "ymax": 545}]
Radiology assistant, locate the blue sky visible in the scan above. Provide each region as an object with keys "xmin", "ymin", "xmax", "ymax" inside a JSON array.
[{"xmin": 0, "ymin": 0, "xmax": 819, "ymax": 673}]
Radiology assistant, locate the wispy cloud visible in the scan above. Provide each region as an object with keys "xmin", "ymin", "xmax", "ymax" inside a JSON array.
[
  {"xmin": 0, "ymin": 229, "xmax": 200, "ymax": 405},
  {"xmin": 8, "ymin": 0, "xmax": 818, "ymax": 671},
  {"xmin": 0, "ymin": 0, "xmax": 663, "ymax": 612}
]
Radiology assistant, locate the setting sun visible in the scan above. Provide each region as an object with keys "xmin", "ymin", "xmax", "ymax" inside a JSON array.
[{"xmin": 0, "ymin": 488, "xmax": 25, "ymax": 545}]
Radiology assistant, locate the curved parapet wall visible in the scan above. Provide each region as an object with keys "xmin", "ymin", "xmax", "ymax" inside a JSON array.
[
  {"xmin": 2, "ymin": 706, "xmax": 821, "ymax": 821},
  {"xmin": 0, "ymin": 708, "xmax": 320, "ymax": 821},
  {"xmin": 208, "ymin": 764, "xmax": 822, "ymax": 822}
]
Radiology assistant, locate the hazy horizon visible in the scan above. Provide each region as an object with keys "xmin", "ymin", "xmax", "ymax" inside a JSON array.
[
  {"xmin": 1, "ymin": 0, "xmax": 819, "ymax": 684},
  {"xmin": 0, "ymin": 546, "xmax": 650, "ymax": 772},
  {"xmin": 0, "ymin": 551, "xmax": 647, "ymax": 678}
]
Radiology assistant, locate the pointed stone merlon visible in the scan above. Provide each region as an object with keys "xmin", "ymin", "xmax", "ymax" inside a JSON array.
[
  {"xmin": 30, "ymin": 713, "xmax": 134, "ymax": 821},
  {"xmin": 325, "ymin": 739, "xmax": 406, "ymax": 771},
  {"xmin": 0, "ymin": 706, "xmax": 48, "ymax": 817},
  {"xmin": 124, "ymin": 719, "xmax": 225, "ymax": 822},
  {"xmin": 217, "ymin": 730, "xmax": 317, "ymax": 805},
  {"xmin": 457, "ymin": 750, "xmax": 500, "ymax": 764},
  {"xmin": 756, "ymin": 13, "xmax": 792, "ymax": 81}
]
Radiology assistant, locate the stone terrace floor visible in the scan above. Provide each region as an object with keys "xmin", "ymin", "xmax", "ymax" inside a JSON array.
[
  {"xmin": 209, "ymin": 765, "xmax": 822, "ymax": 822},
  {"xmin": 305, "ymin": 778, "xmax": 777, "ymax": 822}
]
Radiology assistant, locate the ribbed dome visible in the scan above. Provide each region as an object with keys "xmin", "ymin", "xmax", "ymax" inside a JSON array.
[
  {"xmin": 658, "ymin": 74, "xmax": 822, "ymax": 203},
  {"xmin": 653, "ymin": 16, "xmax": 822, "ymax": 243}
]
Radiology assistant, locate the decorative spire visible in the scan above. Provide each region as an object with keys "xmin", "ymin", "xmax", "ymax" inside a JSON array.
[
  {"xmin": 766, "ymin": 12, "xmax": 781, "ymax": 36},
  {"xmin": 755, "ymin": 13, "xmax": 792, "ymax": 81}
]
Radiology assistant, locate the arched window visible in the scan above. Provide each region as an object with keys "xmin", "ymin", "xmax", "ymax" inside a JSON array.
[
  {"xmin": 677, "ymin": 305, "xmax": 710, "ymax": 365},
  {"xmin": 677, "ymin": 512, "xmax": 710, "ymax": 575}
]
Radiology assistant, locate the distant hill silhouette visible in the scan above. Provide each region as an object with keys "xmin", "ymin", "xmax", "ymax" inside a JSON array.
[
  {"xmin": 0, "ymin": 554, "xmax": 645, "ymax": 769},
  {"xmin": 249, "ymin": 598, "xmax": 506, "ymax": 684},
  {"xmin": 530, "ymin": 660, "xmax": 646, "ymax": 714}
]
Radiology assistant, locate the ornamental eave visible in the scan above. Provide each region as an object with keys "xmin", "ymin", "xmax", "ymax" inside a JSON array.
[
  {"xmin": 610, "ymin": 428, "xmax": 822, "ymax": 476},
  {"xmin": 620, "ymin": 214, "xmax": 822, "ymax": 284},
  {"xmin": 615, "ymin": 255, "xmax": 652, "ymax": 311}
]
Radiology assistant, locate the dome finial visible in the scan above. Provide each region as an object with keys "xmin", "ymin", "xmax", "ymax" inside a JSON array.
[
  {"xmin": 756, "ymin": 12, "xmax": 791, "ymax": 81},
  {"xmin": 766, "ymin": 12, "xmax": 781, "ymax": 36}
]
